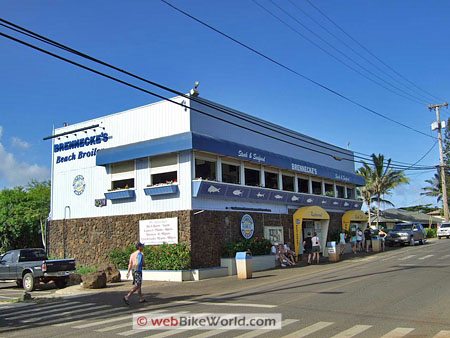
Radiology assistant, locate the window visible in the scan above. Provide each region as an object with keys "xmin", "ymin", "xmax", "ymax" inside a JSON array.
[
  {"xmin": 245, "ymin": 168, "xmax": 260, "ymax": 187},
  {"xmin": 265, "ymin": 171, "xmax": 278, "ymax": 189},
  {"xmin": 111, "ymin": 160, "xmax": 135, "ymax": 189},
  {"xmin": 19, "ymin": 249, "xmax": 47, "ymax": 262},
  {"xmin": 195, "ymin": 158, "xmax": 216, "ymax": 181},
  {"xmin": 222, "ymin": 163, "xmax": 240, "ymax": 184},
  {"xmin": 324, "ymin": 183, "xmax": 334, "ymax": 197},
  {"xmin": 1, "ymin": 252, "xmax": 13, "ymax": 263},
  {"xmin": 282, "ymin": 175, "xmax": 294, "ymax": 192},
  {"xmin": 347, "ymin": 188, "xmax": 354, "ymax": 199},
  {"xmin": 312, "ymin": 180, "xmax": 322, "ymax": 195},
  {"xmin": 336, "ymin": 185, "xmax": 345, "ymax": 198},
  {"xmin": 152, "ymin": 171, "xmax": 177, "ymax": 185},
  {"xmin": 298, "ymin": 178, "xmax": 309, "ymax": 193},
  {"xmin": 150, "ymin": 154, "xmax": 178, "ymax": 185}
]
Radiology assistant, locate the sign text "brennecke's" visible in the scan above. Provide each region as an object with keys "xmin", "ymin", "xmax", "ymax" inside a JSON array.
[{"xmin": 54, "ymin": 132, "xmax": 109, "ymax": 153}]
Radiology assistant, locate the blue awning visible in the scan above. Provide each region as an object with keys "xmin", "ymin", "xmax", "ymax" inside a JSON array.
[{"xmin": 96, "ymin": 132, "xmax": 365, "ymax": 186}]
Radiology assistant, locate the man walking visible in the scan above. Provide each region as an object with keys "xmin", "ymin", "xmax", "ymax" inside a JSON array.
[{"xmin": 124, "ymin": 242, "xmax": 146, "ymax": 304}]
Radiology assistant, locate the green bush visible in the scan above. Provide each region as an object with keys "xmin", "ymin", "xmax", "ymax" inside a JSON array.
[
  {"xmin": 222, "ymin": 237, "xmax": 272, "ymax": 258},
  {"xmin": 109, "ymin": 243, "xmax": 191, "ymax": 270},
  {"xmin": 426, "ymin": 228, "xmax": 437, "ymax": 238}
]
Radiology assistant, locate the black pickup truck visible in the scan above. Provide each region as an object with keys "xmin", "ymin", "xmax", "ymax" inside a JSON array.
[{"xmin": 0, "ymin": 248, "xmax": 76, "ymax": 292}]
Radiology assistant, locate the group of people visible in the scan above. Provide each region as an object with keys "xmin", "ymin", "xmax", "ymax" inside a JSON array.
[
  {"xmin": 271, "ymin": 232, "xmax": 322, "ymax": 266},
  {"xmin": 341, "ymin": 226, "xmax": 386, "ymax": 254}
]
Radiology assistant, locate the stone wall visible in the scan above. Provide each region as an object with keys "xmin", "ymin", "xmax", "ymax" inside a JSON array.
[
  {"xmin": 48, "ymin": 211, "xmax": 192, "ymax": 266},
  {"xmin": 49, "ymin": 209, "xmax": 344, "ymax": 268}
]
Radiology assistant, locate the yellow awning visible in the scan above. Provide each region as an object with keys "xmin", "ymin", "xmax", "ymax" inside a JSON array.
[
  {"xmin": 293, "ymin": 205, "xmax": 330, "ymax": 221},
  {"xmin": 293, "ymin": 206, "xmax": 330, "ymax": 256},
  {"xmin": 342, "ymin": 210, "xmax": 367, "ymax": 231}
]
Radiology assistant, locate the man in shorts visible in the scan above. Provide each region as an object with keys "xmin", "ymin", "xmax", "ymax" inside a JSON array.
[{"xmin": 124, "ymin": 242, "xmax": 146, "ymax": 304}]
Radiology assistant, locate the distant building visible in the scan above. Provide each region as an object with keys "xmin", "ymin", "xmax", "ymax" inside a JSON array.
[
  {"xmin": 48, "ymin": 96, "xmax": 364, "ymax": 267},
  {"xmin": 373, "ymin": 208, "xmax": 442, "ymax": 229}
]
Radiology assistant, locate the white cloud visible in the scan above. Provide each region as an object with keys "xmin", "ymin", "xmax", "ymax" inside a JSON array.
[
  {"xmin": 0, "ymin": 126, "xmax": 49, "ymax": 187},
  {"xmin": 11, "ymin": 136, "xmax": 31, "ymax": 150}
]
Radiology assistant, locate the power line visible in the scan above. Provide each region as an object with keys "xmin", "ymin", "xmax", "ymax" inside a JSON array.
[
  {"xmin": 160, "ymin": 0, "xmax": 436, "ymax": 140},
  {"xmin": 285, "ymin": 0, "xmax": 436, "ymax": 104},
  {"xmin": 304, "ymin": 0, "xmax": 446, "ymax": 103},
  {"xmin": 0, "ymin": 18, "xmax": 435, "ymax": 169},
  {"xmin": 0, "ymin": 31, "xmax": 435, "ymax": 171},
  {"xmin": 259, "ymin": 0, "xmax": 428, "ymax": 105}
]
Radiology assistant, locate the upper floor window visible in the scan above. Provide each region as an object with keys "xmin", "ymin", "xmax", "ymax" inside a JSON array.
[
  {"xmin": 336, "ymin": 185, "xmax": 345, "ymax": 198},
  {"xmin": 265, "ymin": 171, "xmax": 279, "ymax": 189},
  {"xmin": 282, "ymin": 175, "xmax": 294, "ymax": 192},
  {"xmin": 325, "ymin": 183, "xmax": 334, "ymax": 197},
  {"xmin": 298, "ymin": 177, "xmax": 309, "ymax": 194},
  {"xmin": 195, "ymin": 158, "xmax": 216, "ymax": 181},
  {"xmin": 245, "ymin": 167, "xmax": 260, "ymax": 187},
  {"xmin": 111, "ymin": 160, "xmax": 135, "ymax": 189},
  {"xmin": 150, "ymin": 154, "xmax": 178, "ymax": 185},
  {"xmin": 222, "ymin": 162, "xmax": 240, "ymax": 184},
  {"xmin": 312, "ymin": 180, "xmax": 322, "ymax": 195}
]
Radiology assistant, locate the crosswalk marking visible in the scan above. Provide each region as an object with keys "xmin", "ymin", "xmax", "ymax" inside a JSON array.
[
  {"xmin": 419, "ymin": 254, "xmax": 434, "ymax": 260},
  {"xmin": 96, "ymin": 310, "xmax": 170, "ymax": 333},
  {"xmin": 72, "ymin": 314, "xmax": 133, "ymax": 328},
  {"xmin": 45, "ymin": 306, "xmax": 127, "ymax": 326},
  {"xmin": 140, "ymin": 313, "xmax": 214, "ymax": 338},
  {"xmin": 281, "ymin": 321, "xmax": 334, "ymax": 338},
  {"xmin": 22, "ymin": 304, "xmax": 108, "ymax": 323},
  {"xmin": 3, "ymin": 301, "xmax": 79, "ymax": 317},
  {"xmin": 234, "ymin": 319, "xmax": 298, "ymax": 338},
  {"xmin": 380, "ymin": 327, "xmax": 415, "ymax": 337},
  {"xmin": 329, "ymin": 324, "xmax": 372, "ymax": 338},
  {"xmin": 188, "ymin": 315, "xmax": 240, "ymax": 338},
  {"xmin": 434, "ymin": 330, "xmax": 450, "ymax": 337},
  {"xmin": 6, "ymin": 302, "xmax": 92, "ymax": 320},
  {"xmin": 399, "ymin": 255, "xmax": 416, "ymax": 261},
  {"xmin": 175, "ymin": 300, "xmax": 277, "ymax": 308},
  {"xmin": 119, "ymin": 311, "xmax": 189, "ymax": 336}
]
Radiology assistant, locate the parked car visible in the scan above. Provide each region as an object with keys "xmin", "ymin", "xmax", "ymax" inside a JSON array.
[
  {"xmin": 438, "ymin": 223, "xmax": 450, "ymax": 239},
  {"xmin": 386, "ymin": 223, "xmax": 426, "ymax": 246},
  {"xmin": 0, "ymin": 248, "xmax": 76, "ymax": 292}
]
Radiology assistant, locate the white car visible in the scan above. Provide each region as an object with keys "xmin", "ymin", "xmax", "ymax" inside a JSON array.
[{"xmin": 438, "ymin": 223, "xmax": 450, "ymax": 239}]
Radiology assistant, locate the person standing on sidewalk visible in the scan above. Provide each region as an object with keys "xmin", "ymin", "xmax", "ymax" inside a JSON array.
[
  {"xmin": 124, "ymin": 242, "xmax": 146, "ymax": 305},
  {"xmin": 311, "ymin": 232, "xmax": 321, "ymax": 264},
  {"xmin": 364, "ymin": 226, "xmax": 372, "ymax": 253},
  {"xmin": 303, "ymin": 233, "xmax": 313, "ymax": 264}
]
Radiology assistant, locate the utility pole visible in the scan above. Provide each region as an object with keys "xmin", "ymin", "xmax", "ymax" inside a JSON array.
[{"xmin": 429, "ymin": 102, "xmax": 449, "ymax": 222}]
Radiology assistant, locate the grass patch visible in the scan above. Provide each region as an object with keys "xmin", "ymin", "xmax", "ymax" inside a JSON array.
[{"xmin": 76, "ymin": 265, "xmax": 97, "ymax": 275}]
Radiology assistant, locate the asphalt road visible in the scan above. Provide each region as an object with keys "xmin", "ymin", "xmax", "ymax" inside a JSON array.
[{"xmin": 1, "ymin": 239, "xmax": 450, "ymax": 338}]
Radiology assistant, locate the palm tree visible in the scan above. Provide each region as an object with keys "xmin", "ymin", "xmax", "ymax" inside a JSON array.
[
  {"xmin": 421, "ymin": 172, "xmax": 442, "ymax": 202},
  {"xmin": 358, "ymin": 154, "xmax": 409, "ymax": 228},
  {"xmin": 356, "ymin": 165, "xmax": 375, "ymax": 226}
]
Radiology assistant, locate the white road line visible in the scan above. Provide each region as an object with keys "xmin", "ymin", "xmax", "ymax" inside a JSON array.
[
  {"xmin": 281, "ymin": 322, "xmax": 334, "ymax": 338},
  {"xmin": 438, "ymin": 254, "xmax": 450, "ymax": 260},
  {"xmin": 235, "ymin": 319, "xmax": 298, "ymax": 338},
  {"xmin": 119, "ymin": 311, "xmax": 189, "ymax": 336},
  {"xmin": 95, "ymin": 310, "xmax": 169, "ymax": 333},
  {"xmin": 3, "ymin": 301, "xmax": 79, "ymax": 317},
  {"xmin": 399, "ymin": 255, "xmax": 416, "ymax": 261},
  {"xmin": 380, "ymin": 327, "xmax": 415, "ymax": 338},
  {"xmin": 22, "ymin": 304, "xmax": 108, "ymax": 323},
  {"xmin": 433, "ymin": 330, "xmax": 450, "ymax": 337},
  {"xmin": 6, "ymin": 302, "xmax": 90, "ymax": 320},
  {"xmin": 71, "ymin": 314, "xmax": 133, "ymax": 328},
  {"xmin": 45, "ymin": 306, "xmax": 128, "ymax": 325},
  {"xmin": 419, "ymin": 255, "xmax": 434, "ymax": 260},
  {"xmin": 329, "ymin": 324, "xmax": 372, "ymax": 338},
  {"xmin": 187, "ymin": 315, "xmax": 239, "ymax": 338},
  {"xmin": 175, "ymin": 300, "xmax": 277, "ymax": 308}
]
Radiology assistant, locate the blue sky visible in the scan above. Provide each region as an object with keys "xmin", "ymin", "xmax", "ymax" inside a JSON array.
[{"xmin": 1, "ymin": 0, "xmax": 449, "ymax": 208}]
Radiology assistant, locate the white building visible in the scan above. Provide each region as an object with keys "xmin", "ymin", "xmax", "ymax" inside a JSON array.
[{"xmin": 48, "ymin": 95, "xmax": 364, "ymax": 267}]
